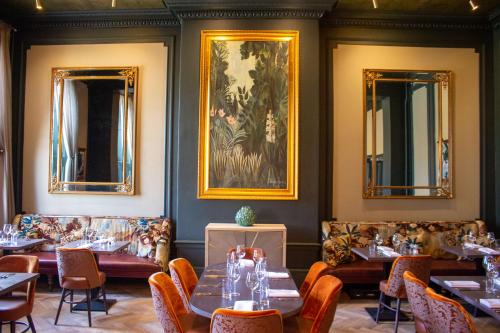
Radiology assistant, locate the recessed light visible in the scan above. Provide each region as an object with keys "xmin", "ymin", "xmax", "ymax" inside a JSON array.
[
  {"xmin": 372, "ymin": 0, "xmax": 378, "ymax": 9},
  {"xmin": 35, "ymin": 0, "xmax": 43, "ymax": 10},
  {"xmin": 112, "ymin": 0, "xmax": 117, "ymax": 8},
  {"xmin": 469, "ymin": 0, "xmax": 479, "ymax": 11}
]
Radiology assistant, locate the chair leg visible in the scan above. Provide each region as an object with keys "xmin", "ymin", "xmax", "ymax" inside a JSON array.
[
  {"xmin": 54, "ymin": 288, "xmax": 67, "ymax": 325},
  {"xmin": 27, "ymin": 315, "xmax": 36, "ymax": 333},
  {"xmin": 70, "ymin": 291, "xmax": 74, "ymax": 313},
  {"xmin": 47, "ymin": 274, "xmax": 54, "ymax": 292},
  {"xmin": 9, "ymin": 322, "xmax": 14, "ymax": 333},
  {"xmin": 394, "ymin": 298, "xmax": 401, "ymax": 333},
  {"xmin": 101, "ymin": 285, "xmax": 109, "ymax": 315},
  {"xmin": 375, "ymin": 292, "xmax": 384, "ymax": 323},
  {"xmin": 85, "ymin": 289, "xmax": 92, "ymax": 327}
]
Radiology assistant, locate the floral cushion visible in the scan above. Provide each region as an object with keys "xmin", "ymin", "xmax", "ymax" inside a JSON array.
[{"xmin": 322, "ymin": 220, "xmax": 489, "ymax": 267}]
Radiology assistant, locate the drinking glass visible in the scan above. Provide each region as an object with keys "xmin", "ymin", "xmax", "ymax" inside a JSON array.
[
  {"xmin": 368, "ymin": 240, "xmax": 377, "ymax": 255},
  {"xmin": 228, "ymin": 262, "xmax": 241, "ymax": 297},
  {"xmin": 392, "ymin": 233, "xmax": 401, "ymax": 252},
  {"xmin": 486, "ymin": 232, "xmax": 496, "ymax": 248},
  {"xmin": 245, "ymin": 271, "xmax": 259, "ymax": 304},
  {"xmin": 374, "ymin": 233, "xmax": 383, "ymax": 248},
  {"xmin": 221, "ymin": 278, "xmax": 231, "ymax": 300},
  {"xmin": 3, "ymin": 225, "xmax": 12, "ymax": 244},
  {"xmin": 253, "ymin": 249, "xmax": 263, "ymax": 263},
  {"xmin": 255, "ymin": 258, "xmax": 267, "ymax": 294},
  {"xmin": 485, "ymin": 261, "xmax": 498, "ymax": 294},
  {"xmin": 236, "ymin": 244, "xmax": 246, "ymax": 261},
  {"xmin": 258, "ymin": 275, "xmax": 270, "ymax": 310}
]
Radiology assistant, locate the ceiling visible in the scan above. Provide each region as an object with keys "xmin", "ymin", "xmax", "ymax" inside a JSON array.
[{"xmin": 1, "ymin": 0, "xmax": 498, "ymax": 18}]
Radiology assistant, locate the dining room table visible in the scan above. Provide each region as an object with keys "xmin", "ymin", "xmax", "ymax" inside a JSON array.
[
  {"xmin": 0, "ymin": 272, "xmax": 40, "ymax": 296},
  {"xmin": 431, "ymin": 275, "xmax": 500, "ymax": 321},
  {"xmin": 61, "ymin": 239, "xmax": 131, "ymax": 312},
  {"xmin": 0, "ymin": 238, "xmax": 47, "ymax": 256},
  {"xmin": 189, "ymin": 262, "xmax": 303, "ymax": 318},
  {"xmin": 441, "ymin": 245, "xmax": 500, "ymax": 274}
]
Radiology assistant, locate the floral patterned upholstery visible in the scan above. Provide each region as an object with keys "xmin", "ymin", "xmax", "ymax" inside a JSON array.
[
  {"xmin": 299, "ymin": 262, "xmax": 330, "ymax": 300},
  {"xmin": 425, "ymin": 287, "xmax": 477, "ymax": 333},
  {"xmin": 168, "ymin": 258, "xmax": 199, "ymax": 312},
  {"xmin": 403, "ymin": 271, "xmax": 431, "ymax": 333},
  {"xmin": 55, "ymin": 248, "xmax": 105, "ymax": 290},
  {"xmin": 210, "ymin": 309, "xmax": 282, "ymax": 333},
  {"xmin": 321, "ymin": 220, "xmax": 489, "ymax": 267},
  {"xmin": 11, "ymin": 214, "xmax": 172, "ymax": 270},
  {"xmin": 381, "ymin": 256, "xmax": 432, "ymax": 299}
]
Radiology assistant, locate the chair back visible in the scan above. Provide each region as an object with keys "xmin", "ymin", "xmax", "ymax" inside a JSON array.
[
  {"xmin": 55, "ymin": 248, "xmax": 101, "ymax": 289},
  {"xmin": 0, "ymin": 255, "xmax": 39, "ymax": 308},
  {"xmin": 210, "ymin": 308, "xmax": 282, "ymax": 333},
  {"xmin": 403, "ymin": 271, "xmax": 431, "ymax": 333},
  {"xmin": 168, "ymin": 258, "xmax": 198, "ymax": 311},
  {"xmin": 149, "ymin": 272, "xmax": 186, "ymax": 333},
  {"xmin": 385, "ymin": 255, "xmax": 432, "ymax": 298},
  {"xmin": 425, "ymin": 287, "xmax": 477, "ymax": 333},
  {"xmin": 299, "ymin": 261, "xmax": 330, "ymax": 299},
  {"xmin": 227, "ymin": 247, "xmax": 266, "ymax": 260},
  {"xmin": 300, "ymin": 275, "xmax": 343, "ymax": 333}
]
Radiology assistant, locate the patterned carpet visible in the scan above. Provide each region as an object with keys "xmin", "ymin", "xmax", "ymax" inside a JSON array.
[{"xmin": 14, "ymin": 279, "xmax": 498, "ymax": 333}]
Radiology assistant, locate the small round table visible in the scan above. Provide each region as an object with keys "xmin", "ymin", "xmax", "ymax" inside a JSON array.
[{"xmin": 189, "ymin": 263, "xmax": 303, "ymax": 318}]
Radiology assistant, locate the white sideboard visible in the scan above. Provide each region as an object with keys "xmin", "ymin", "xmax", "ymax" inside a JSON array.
[{"xmin": 204, "ymin": 223, "xmax": 287, "ymax": 267}]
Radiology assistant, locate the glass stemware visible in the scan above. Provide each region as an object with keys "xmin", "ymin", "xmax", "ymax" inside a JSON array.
[
  {"xmin": 374, "ymin": 233, "xmax": 383, "ymax": 248},
  {"xmin": 236, "ymin": 244, "xmax": 246, "ymax": 261},
  {"xmin": 3, "ymin": 224, "xmax": 12, "ymax": 244},
  {"xmin": 391, "ymin": 233, "xmax": 401, "ymax": 252},
  {"xmin": 254, "ymin": 258, "xmax": 267, "ymax": 294},
  {"xmin": 228, "ymin": 262, "xmax": 241, "ymax": 297},
  {"xmin": 253, "ymin": 249, "xmax": 264, "ymax": 263},
  {"xmin": 485, "ymin": 259, "xmax": 499, "ymax": 294},
  {"xmin": 486, "ymin": 232, "xmax": 496, "ymax": 249},
  {"xmin": 245, "ymin": 271, "xmax": 259, "ymax": 304}
]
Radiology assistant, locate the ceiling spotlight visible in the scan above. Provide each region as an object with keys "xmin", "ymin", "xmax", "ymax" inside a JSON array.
[
  {"xmin": 35, "ymin": 0, "xmax": 43, "ymax": 10},
  {"xmin": 469, "ymin": 0, "xmax": 479, "ymax": 11},
  {"xmin": 372, "ymin": 0, "xmax": 378, "ymax": 9},
  {"xmin": 112, "ymin": 0, "xmax": 117, "ymax": 8}
]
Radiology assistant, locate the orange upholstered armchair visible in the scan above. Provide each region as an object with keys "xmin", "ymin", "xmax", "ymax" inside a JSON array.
[
  {"xmin": 149, "ymin": 272, "xmax": 210, "ymax": 333},
  {"xmin": 55, "ymin": 248, "xmax": 108, "ymax": 327},
  {"xmin": 0, "ymin": 255, "xmax": 39, "ymax": 333},
  {"xmin": 210, "ymin": 308, "xmax": 282, "ymax": 333},
  {"xmin": 376, "ymin": 255, "xmax": 432, "ymax": 333},
  {"xmin": 425, "ymin": 287, "xmax": 477, "ymax": 333},
  {"xmin": 403, "ymin": 271, "xmax": 431, "ymax": 333},
  {"xmin": 227, "ymin": 247, "xmax": 266, "ymax": 261},
  {"xmin": 168, "ymin": 258, "xmax": 198, "ymax": 312},
  {"xmin": 285, "ymin": 275, "xmax": 343, "ymax": 333},
  {"xmin": 299, "ymin": 262, "xmax": 330, "ymax": 300}
]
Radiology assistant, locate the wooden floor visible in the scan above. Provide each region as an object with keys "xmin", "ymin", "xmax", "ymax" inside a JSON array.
[{"xmin": 11, "ymin": 279, "xmax": 497, "ymax": 333}]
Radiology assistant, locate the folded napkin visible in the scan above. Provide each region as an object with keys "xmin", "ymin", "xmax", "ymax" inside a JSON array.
[
  {"xmin": 93, "ymin": 238, "xmax": 111, "ymax": 244},
  {"xmin": 239, "ymin": 259, "xmax": 255, "ymax": 267},
  {"xmin": 379, "ymin": 249, "xmax": 400, "ymax": 257},
  {"xmin": 480, "ymin": 299, "xmax": 500, "ymax": 309},
  {"xmin": 477, "ymin": 247, "xmax": 500, "ymax": 255},
  {"xmin": 267, "ymin": 272, "xmax": 289, "ymax": 279},
  {"xmin": 377, "ymin": 246, "xmax": 393, "ymax": 252},
  {"xmin": 463, "ymin": 243, "xmax": 481, "ymax": 249},
  {"xmin": 444, "ymin": 280, "xmax": 480, "ymax": 288},
  {"xmin": 268, "ymin": 289, "xmax": 300, "ymax": 298},
  {"xmin": 77, "ymin": 243, "xmax": 93, "ymax": 249},
  {"xmin": 233, "ymin": 300, "xmax": 254, "ymax": 311}
]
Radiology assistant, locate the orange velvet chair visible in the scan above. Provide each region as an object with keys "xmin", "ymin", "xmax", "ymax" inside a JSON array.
[
  {"xmin": 299, "ymin": 262, "xmax": 330, "ymax": 300},
  {"xmin": 210, "ymin": 308, "xmax": 282, "ymax": 333},
  {"xmin": 0, "ymin": 255, "xmax": 39, "ymax": 333},
  {"xmin": 403, "ymin": 271, "xmax": 431, "ymax": 333},
  {"xmin": 376, "ymin": 255, "xmax": 432, "ymax": 333},
  {"xmin": 227, "ymin": 247, "xmax": 266, "ymax": 261},
  {"xmin": 285, "ymin": 275, "xmax": 343, "ymax": 333},
  {"xmin": 425, "ymin": 287, "xmax": 477, "ymax": 333},
  {"xmin": 54, "ymin": 248, "xmax": 108, "ymax": 327},
  {"xmin": 149, "ymin": 272, "xmax": 210, "ymax": 333},
  {"xmin": 168, "ymin": 258, "xmax": 198, "ymax": 312}
]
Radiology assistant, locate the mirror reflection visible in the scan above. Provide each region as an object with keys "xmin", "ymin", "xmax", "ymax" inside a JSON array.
[
  {"xmin": 49, "ymin": 67, "xmax": 137, "ymax": 194},
  {"xmin": 363, "ymin": 70, "xmax": 452, "ymax": 198}
]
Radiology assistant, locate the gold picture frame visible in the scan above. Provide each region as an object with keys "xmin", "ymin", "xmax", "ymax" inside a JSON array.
[{"xmin": 198, "ymin": 30, "xmax": 299, "ymax": 200}]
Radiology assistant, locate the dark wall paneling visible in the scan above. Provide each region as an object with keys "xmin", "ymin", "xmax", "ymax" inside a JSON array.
[
  {"xmin": 493, "ymin": 15, "xmax": 500, "ymax": 234},
  {"xmin": 173, "ymin": 19, "xmax": 321, "ymax": 278}
]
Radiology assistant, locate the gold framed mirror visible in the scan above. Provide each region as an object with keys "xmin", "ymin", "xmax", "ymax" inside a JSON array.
[
  {"xmin": 49, "ymin": 67, "xmax": 138, "ymax": 194},
  {"xmin": 363, "ymin": 69, "xmax": 452, "ymax": 199}
]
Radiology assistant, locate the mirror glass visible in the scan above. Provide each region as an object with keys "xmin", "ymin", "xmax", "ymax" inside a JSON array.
[
  {"xmin": 363, "ymin": 70, "xmax": 451, "ymax": 198},
  {"xmin": 49, "ymin": 67, "xmax": 137, "ymax": 194}
]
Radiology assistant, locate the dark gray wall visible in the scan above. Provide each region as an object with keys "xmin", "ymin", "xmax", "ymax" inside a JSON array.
[
  {"xmin": 174, "ymin": 19, "xmax": 321, "ymax": 279},
  {"xmin": 493, "ymin": 18, "xmax": 500, "ymax": 234}
]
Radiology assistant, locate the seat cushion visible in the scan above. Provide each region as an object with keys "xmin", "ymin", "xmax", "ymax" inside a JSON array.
[
  {"xmin": 0, "ymin": 296, "xmax": 30, "ymax": 321},
  {"xmin": 61, "ymin": 271, "xmax": 106, "ymax": 290},
  {"xmin": 283, "ymin": 316, "xmax": 314, "ymax": 333},
  {"xmin": 430, "ymin": 260, "xmax": 478, "ymax": 276},
  {"xmin": 330, "ymin": 261, "xmax": 385, "ymax": 284},
  {"xmin": 178, "ymin": 313, "xmax": 211, "ymax": 333}
]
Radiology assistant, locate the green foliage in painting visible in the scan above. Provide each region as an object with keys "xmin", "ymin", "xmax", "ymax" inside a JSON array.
[{"xmin": 209, "ymin": 40, "xmax": 289, "ymax": 189}]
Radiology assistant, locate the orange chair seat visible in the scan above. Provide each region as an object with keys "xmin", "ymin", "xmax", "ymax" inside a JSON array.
[
  {"xmin": 178, "ymin": 312, "xmax": 211, "ymax": 332},
  {"xmin": 61, "ymin": 271, "xmax": 106, "ymax": 290},
  {"xmin": 283, "ymin": 316, "xmax": 314, "ymax": 333},
  {"xmin": 0, "ymin": 296, "xmax": 31, "ymax": 321}
]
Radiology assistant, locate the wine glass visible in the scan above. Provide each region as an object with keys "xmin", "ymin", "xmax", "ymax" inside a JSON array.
[
  {"xmin": 236, "ymin": 244, "xmax": 246, "ymax": 261},
  {"xmin": 255, "ymin": 259, "xmax": 267, "ymax": 294},
  {"xmin": 486, "ymin": 232, "xmax": 496, "ymax": 248},
  {"xmin": 228, "ymin": 262, "xmax": 241, "ymax": 297},
  {"xmin": 485, "ymin": 261, "xmax": 499, "ymax": 294},
  {"xmin": 374, "ymin": 233, "xmax": 383, "ymax": 248},
  {"xmin": 245, "ymin": 271, "xmax": 259, "ymax": 304},
  {"xmin": 3, "ymin": 224, "xmax": 12, "ymax": 244},
  {"xmin": 391, "ymin": 233, "xmax": 401, "ymax": 252},
  {"xmin": 253, "ymin": 249, "xmax": 263, "ymax": 263}
]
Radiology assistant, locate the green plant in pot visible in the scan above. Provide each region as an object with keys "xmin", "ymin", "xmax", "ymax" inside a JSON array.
[{"xmin": 235, "ymin": 206, "xmax": 256, "ymax": 227}]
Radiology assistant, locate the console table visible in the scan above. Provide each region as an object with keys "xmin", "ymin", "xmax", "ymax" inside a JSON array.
[{"xmin": 204, "ymin": 223, "xmax": 287, "ymax": 267}]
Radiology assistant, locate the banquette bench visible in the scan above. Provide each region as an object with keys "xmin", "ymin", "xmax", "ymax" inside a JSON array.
[
  {"xmin": 9, "ymin": 214, "xmax": 172, "ymax": 290},
  {"xmin": 322, "ymin": 219, "xmax": 489, "ymax": 284}
]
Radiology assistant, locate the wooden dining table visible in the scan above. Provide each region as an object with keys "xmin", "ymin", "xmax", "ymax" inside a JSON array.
[
  {"xmin": 190, "ymin": 263, "xmax": 303, "ymax": 318},
  {"xmin": 0, "ymin": 272, "xmax": 39, "ymax": 296},
  {"xmin": 0, "ymin": 238, "xmax": 46, "ymax": 256},
  {"xmin": 442, "ymin": 245, "xmax": 499, "ymax": 274}
]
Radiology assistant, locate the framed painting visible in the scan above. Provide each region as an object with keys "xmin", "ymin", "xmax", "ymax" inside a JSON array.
[{"xmin": 198, "ymin": 30, "xmax": 299, "ymax": 200}]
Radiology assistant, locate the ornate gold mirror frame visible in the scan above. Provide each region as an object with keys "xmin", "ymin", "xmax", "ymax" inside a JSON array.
[
  {"xmin": 363, "ymin": 69, "xmax": 452, "ymax": 199},
  {"xmin": 49, "ymin": 67, "xmax": 138, "ymax": 194}
]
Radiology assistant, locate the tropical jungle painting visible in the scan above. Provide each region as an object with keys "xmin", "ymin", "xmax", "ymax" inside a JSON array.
[{"xmin": 198, "ymin": 31, "xmax": 298, "ymax": 199}]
